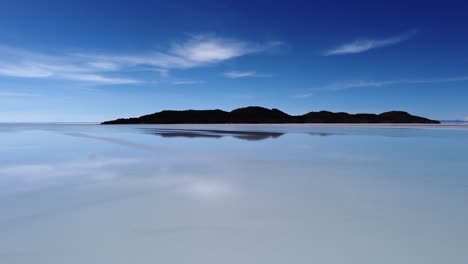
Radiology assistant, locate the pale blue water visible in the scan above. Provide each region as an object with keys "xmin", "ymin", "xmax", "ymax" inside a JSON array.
[{"xmin": 1, "ymin": 124, "xmax": 468, "ymax": 263}]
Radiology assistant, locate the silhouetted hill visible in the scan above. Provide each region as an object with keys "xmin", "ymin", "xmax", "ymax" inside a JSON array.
[
  {"xmin": 102, "ymin": 106, "xmax": 440, "ymax": 124},
  {"xmin": 228, "ymin": 106, "xmax": 292, "ymax": 123}
]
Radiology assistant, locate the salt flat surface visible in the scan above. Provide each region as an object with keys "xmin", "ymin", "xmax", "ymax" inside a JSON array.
[{"xmin": 1, "ymin": 124, "xmax": 467, "ymax": 264}]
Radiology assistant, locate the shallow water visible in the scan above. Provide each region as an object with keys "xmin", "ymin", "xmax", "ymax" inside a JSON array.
[{"xmin": 1, "ymin": 124, "xmax": 468, "ymax": 264}]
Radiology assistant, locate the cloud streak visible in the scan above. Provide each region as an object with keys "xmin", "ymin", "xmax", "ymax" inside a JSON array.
[
  {"xmin": 95, "ymin": 36, "xmax": 280, "ymax": 69},
  {"xmin": 0, "ymin": 35, "xmax": 280, "ymax": 84},
  {"xmin": 324, "ymin": 30, "xmax": 418, "ymax": 56},
  {"xmin": 313, "ymin": 75, "xmax": 468, "ymax": 91},
  {"xmin": 0, "ymin": 91, "xmax": 39, "ymax": 97},
  {"xmin": 0, "ymin": 46, "xmax": 140, "ymax": 84},
  {"xmin": 293, "ymin": 93, "xmax": 314, "ymax": 98},
  {"xmin": 171, "ymin": 35, "xmax": 273, "ymax": 65},
  {"xmin": 224, "ymin": 71, "xmax": 256, "ymax": 78},
  {"xmin": 171, "ymin": 80, "xmax": 205, "ymax": 85},
  {"xmin": 223, "ymin": 70, "xmax": 271, "ymax": 79}
]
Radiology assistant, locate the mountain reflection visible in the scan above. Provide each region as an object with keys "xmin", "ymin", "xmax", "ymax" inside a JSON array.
[
  {"xmin": 141, "ymin": 128, "xmax": 285, "ymax": 141},
  {"xmin": 308, "ymin": 132, "xmax": 336, "ymax": 136}
]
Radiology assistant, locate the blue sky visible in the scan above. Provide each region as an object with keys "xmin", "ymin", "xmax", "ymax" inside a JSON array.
[{"xmin": 1, "ymin": 0, "xmax": 468, "ymax": 122}]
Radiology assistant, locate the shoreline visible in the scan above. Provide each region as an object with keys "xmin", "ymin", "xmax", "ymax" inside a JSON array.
[
  {"xmin": 86, "ymin": 122, "xmax": 468, "ymax": 130},
  {"xmin": 2, "ymin": 123, "xmax": 468, "ymax": 130}
]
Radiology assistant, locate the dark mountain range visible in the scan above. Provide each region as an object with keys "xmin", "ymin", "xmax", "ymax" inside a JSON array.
[{"xmin": 102, "ymin": 106, "xmax": 440, "ymax": 124}]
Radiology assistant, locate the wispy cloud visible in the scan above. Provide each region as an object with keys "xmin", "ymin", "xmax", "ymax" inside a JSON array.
[
  {"xmin": 313, "ymin": 75, "xmax": 468, "ymax": 91},
  {"xmin": 172, "ymin": 80, "xmax": 205, "ymax": 85},
  {"xmin": 0, "ymin": 64, "xmax": 52, "ymax": 78},
  {"xmin": 0, "ymin": 91, "xmax": 39, "ymax": 97},
  {"xmin": 324, "ymin": 30, "xmax": 418, "ymax": 56},
  {"xmin": 61, "ymin": 73, "xmax": 140, "ymax": 84},
  {"xmin": 223, "ymin": 70, "xmax": 271, "ymax": 79},
  {"xmin": 171, "ymin": 35, "xmax": 277, "ymax": 66},
  {"xmin": 293, "ymin": 93, "xmax": 313, "ymax": 98},
  {"xmin": 154, "ymin": 68, "xmax": 169, "ymax": 77},
  {"xmin": 81, "ymin": 34, "xmax": 281, "ymax": 70},
  {"xmin": 0, "ymin": 46, "xmax": 140, "ymax": 84},
  {"xmin": 224, "ymin": 71, "xmax": 256, "ymax": 78},
  {"xmin": 0, "ymin": 35, "xmax": 280, "ymax": 84}
]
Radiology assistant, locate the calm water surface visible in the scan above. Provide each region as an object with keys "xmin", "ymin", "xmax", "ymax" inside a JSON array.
[{"xmin": 1, "ymin": 124, "xmax": 468, "ymax": 263}]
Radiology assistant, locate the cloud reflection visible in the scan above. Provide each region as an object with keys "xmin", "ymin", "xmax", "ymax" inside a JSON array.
[
  {"xmin": 150, "ymin": 174, "xmax": 233, "ymax": 198},
  {"xmin": 0, "ymin": 157, "xmax": 139, "ymax": 194}
]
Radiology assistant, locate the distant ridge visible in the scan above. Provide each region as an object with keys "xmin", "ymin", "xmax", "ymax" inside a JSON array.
[
  {"xmin": 101, "ymin": 106, "xmax": 440, "ymax": 124},
  {"xmin": 439, "ymin": 120, "xmax": 468, "ymax": 124}
]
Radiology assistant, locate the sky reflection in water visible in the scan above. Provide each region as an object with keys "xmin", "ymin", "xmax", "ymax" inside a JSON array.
[{"xmin": 0, "ymin": 124, "xmax": 468, "ymax": 264}]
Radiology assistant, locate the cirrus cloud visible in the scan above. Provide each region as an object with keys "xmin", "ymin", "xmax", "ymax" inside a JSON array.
[
  {"xmin": 0, "ymin": 46, "xmax": 141, "ymax": 84},
  {"xmin": 92, "ymin": 35, "xmax": 281, "ymax": 69},
  {"xmin": 0, "ymin": 35, "xmax": 281, "ymax": 85},
  {"xmin": 312, "ymin": 75, "xmax": 468, "ymax": 91},
  {"xmin": 171, "ymin": 80, "xmax": 205, "ymax": 85},
  {"xmin": 224, "ymin": 71, "xmax": 256, "ymax": 78},
  {"xmin": 324, "ymin": 30, "xmax": 418, "ymax": 56},
  {"xmin": 223, "ymin": 70, "xmax": 272, "ymax": 79}
]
